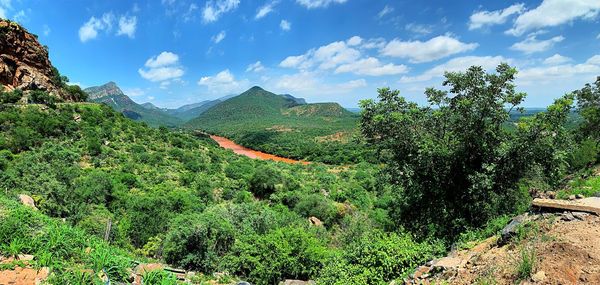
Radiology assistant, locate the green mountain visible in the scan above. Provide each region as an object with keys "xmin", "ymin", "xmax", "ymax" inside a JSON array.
[
  {"xmin": 85, "ymin": 82, "xmax": 182, "ymax": 127},
  {"xmin": 185, "ymin": 86, "xmax": 362, "ymax": 163},
  {"xmin": 164, "ymin": 100, "xmax": 222, "ymax": 121}
]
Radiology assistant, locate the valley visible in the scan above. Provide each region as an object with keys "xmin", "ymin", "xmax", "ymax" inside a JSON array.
[{"xmin": 1, "ymin": 6, "xmax": 600, "ymax": 285}]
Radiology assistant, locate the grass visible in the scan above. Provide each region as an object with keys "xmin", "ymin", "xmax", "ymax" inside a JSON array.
[
  {"xmin": 516, "ymin": 245, "xmax": 536, "ymax": 281},
  {"xmin": 455, "ymin": 215, "xmax": 512, "ymax": 250},
  {"xmin": 557, "ymin": 174, "xmax": 600, "ymax": 199},
  {"xmin": 142, "ymin": 270, "xmax": 178, "ymax": 285}
]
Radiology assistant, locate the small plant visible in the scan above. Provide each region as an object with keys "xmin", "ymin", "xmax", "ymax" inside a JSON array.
[
  {"xmin": 516, "ymin": 246, "xmax": 536, "ymax": 281},
  {"xmin": 142, "ymin": 270, "xmax": 178, "ymax": 285}
]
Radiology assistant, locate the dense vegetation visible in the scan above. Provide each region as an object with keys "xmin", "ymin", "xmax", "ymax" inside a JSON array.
[
  {"xmin": 185, "ymin": 86, "xmax": 371, "ymax": 164},
  {"xmin": 0, "ymin": 65, "xmax": 598, "ymax": 284}
]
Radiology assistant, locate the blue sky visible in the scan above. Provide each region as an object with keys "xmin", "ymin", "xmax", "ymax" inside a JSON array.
[{"xmin": 2, "ymin": 0, "xmax": 600, "ymax": 108}]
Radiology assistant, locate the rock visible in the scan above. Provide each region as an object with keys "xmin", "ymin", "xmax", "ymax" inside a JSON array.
[
  {"xmin": 279, "ymin": 280, "xmax": 316, "ymax": 285},
  {"xmin": 532, "ymin": 198, "xmax": 600, "ymax": 215},
  {"xmin": 17, "ymin": 254, "xmax": 34, "ymax": 261},
  {"xmin": 569, "ymin": 195, "xmax": 576, "ymax": 201},
  {"xmin": 562, "ymin": 212, "xmax": 575, "ymax": 221},
  {"xmin": 547, "ymin": 191, "xmax": 556, "ymax": 199},
  {"xmin": 0, "ymin": 20, "xmax": 76, "ymax": 101},
  {"xmin": 576, "ymin": 194, "xmax": 585, "ymax": 199},
  {"xmin": 18, "ymin": 194, "xmax": 37, "ymax": 210},
  {"xmin": 412, "ymin": 266, "xmax": 431, "ymax": 279},
  {"xmin": 572, "ymin": 212, "xmax": 589, "ymax": 220},
  {"xmin": 308, "ymin": 216, "xmax": 323, "ymax": 227},
  {"xmin": 237, "ymin": 282, "xmax": 252, "ymax": 285},
  {"xmin": 500, "ymin": 214, "xmax": 528, "ymax": 245},
  {"xmin": 531, "ymin": 270, "xmax": 546, "ymax": 282},
  {"xmin": 432, "ymin": 256, "xmax": 463, "ymax": 271}
]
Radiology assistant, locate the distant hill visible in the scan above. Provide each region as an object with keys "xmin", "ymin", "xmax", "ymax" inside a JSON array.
[
  {"xmin": 85, "ymin": 82, "xmax": 182, "ymax": 127},
  {"xmin": 184, "ymin": 86, "xmax": 360, "ymax": 162},
  {"xmin": 162, "ymin": 100, "xmax": 222, "ymax": 122}
]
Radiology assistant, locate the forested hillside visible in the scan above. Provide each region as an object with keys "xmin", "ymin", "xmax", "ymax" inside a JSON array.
[{"xmin": 185, "ymin": 86, "xmax": 370, "ymax": 164}]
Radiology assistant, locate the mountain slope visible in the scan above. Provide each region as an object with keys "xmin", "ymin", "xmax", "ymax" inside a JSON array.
[
  {"xmin": 185, "ymin": 86, "xmax": 363, "ymax": 163},
  {"xmin": 85, "ymin": 82, "xmax": 181, "ymax": 127},
  {"xmin": 164, "ymin": 99, "xmax": 222, "ymax": 121}
]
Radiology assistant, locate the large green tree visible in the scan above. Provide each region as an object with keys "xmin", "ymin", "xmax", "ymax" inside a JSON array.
[{"xmin": 360, "ymin": 64, "xmax": 570, "ymax": 238}]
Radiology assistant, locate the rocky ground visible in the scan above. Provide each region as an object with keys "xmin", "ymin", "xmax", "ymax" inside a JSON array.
[{"xmin": 407, "ymin": 205, "xmax": 600, "ymax": 285}]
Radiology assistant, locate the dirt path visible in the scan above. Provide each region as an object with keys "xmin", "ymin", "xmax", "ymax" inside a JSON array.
[{"xmin": 210, "ymin": 135, "xmax": 309, "ymax": 164}]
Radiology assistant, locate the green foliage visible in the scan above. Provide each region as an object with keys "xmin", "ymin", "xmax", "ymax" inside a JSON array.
[
  {"xmin": 142, "ymin": 270, "xmax": 178, "ymax": 285},
  {"xmin": 30, "ymin": 90, "xmax": 60, "ymax": 107},
  {"xmin": 0, "ymin": 88, "xmax": 23, "ymax": 104},
  {"xmin": 223, "ymin": 226, "xmax": 330, "ymax": 285},
  {"xmin": 360, "ymin": 64, "xmax": 574, "ymax": 240},
  {"xmin": 569, "ymin": 139, "xmax": 599, "ymax": 170},
  {"xmin": 516, "ymin": 246, "xmax": 536, "ymax": 281},
  {"xmin": 249, "ymin": 164, "xmax": 284, "ymax": 198},
  {"xmin": 318, "ymin": 230, "xmax": 443, "ymax": 285},
  {"xmin": 573, "ymin": 76, "xmax": 600, "ymax": 143}
]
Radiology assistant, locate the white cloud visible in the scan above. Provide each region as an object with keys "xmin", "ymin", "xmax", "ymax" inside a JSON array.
[
  {"xmin": 246, "ymin": 61, "xmax": 265, "ymax": 72},
  {"xmin": 405, "ymin": 23, "xmax": 434, "ymax": 35},
  {"xmin": 296, "ymin": 0, "xmax": 347, "ymax": 9},
  {"xmin": 507, "ymin": 0, "xmax": 600, "ymax": 36},
  {"xmin": 116, "ymin": 15, "xmax": 137, "ymax": 38},
  {"xmin": 139, "ymin": 51, "xmax": 184, "ymax": 82},
  {"xmin": 543, "ymin": 54, "xmax": 572, "ymax": 65},
  {"xmin": 510, "ymin": 35, "xmax": 564, "ymax": 54},
  {"xmin": 43, "ymin": 24, "xmax": 51, "ymax": 36},
  {"xmin": 381, "ymin": 35, "xmax": 479, "ymax": 63},
  {"xmin": 280, "ymin": 19, "xmax": 291, "ymax": 31},
  {"xmin": 78, "ymin": 13, "xmax": 115, "ymax": 42},
  {"xmin": 256, "ymin": 1, "xmax": 279, "ymax": 19},
  {"xmin": 400, "ymin": 55, "xmax": 509, "ymax": 83},
  {"xmin": 139, "ymin": 67, "xmax": 184, "ymax": 82},
  {"xmin": 280, "ymin": 38, "xmax": 362, "ymax": 70},
  {"xmin": 378, "ymin": 5, "xmax": 394, "ymax": 18},
  {"xmin": 212, "ymin": 30, "xmax": 226, "ymax": 43},
  {"xmin": 123, "ymin": 88, "xmax": 145, "ymax": 97},
  {"xmin": 468, "ymin": 3, "xmax": 525, "ymax": 30},
  {"xmin": 347, "ymin": 36, "xmax": 362, "ymax": 46},
  {"xmin": 198, "ymin": 69, "xmax": 249, "ymax": 94},
  {"xmin": 144, "ymin": 52, "xmax": 179, "ymax": 68},
  {"xmin": 338, "ymin": 79, "xmax": 367, "ymax": 90},
  {"xmin": 274, "ymin": 72, "xmax": 318, "ymax": 92},
  {"xmin": 517, "ymin": 55, "xmax": 600, "ymax": 84},
  {"xmin": 202, "ymin": 0, "xmax": 240, "ymax": 23},
  {"xmin": 335, "ymin": 57, "xmax": 409, "ymax": 76}
]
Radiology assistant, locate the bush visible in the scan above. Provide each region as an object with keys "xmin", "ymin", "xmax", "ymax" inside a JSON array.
[
  {"xmin": 223, "ymin": 226, "xmax": 329, "ymax": 285},
  {"xmin": 249, "ymin": 164, "xmax": 284, "ymax": 198},
  {"xmin": 569, "ymin": 139, "xmax": 599, "ymax": 171},
  {"xmin": 318, "ymin": 231, "xmax": 442, "ymax": 285}
]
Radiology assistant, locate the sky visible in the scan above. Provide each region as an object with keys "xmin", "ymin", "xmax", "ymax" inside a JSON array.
[{"xmin": 2, "ymin": 0, "xmax": 600, "ymax": 108}]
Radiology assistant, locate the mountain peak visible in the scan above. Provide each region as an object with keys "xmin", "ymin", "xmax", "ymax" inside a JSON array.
[{"xmin": 84, "ymin": 82, "xmax": 124, "ymax": 100}]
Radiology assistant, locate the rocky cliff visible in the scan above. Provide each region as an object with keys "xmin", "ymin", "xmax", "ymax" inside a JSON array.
[{"xmin": 0, "ymin": 19, "xmax": 74, "ymax": 101}]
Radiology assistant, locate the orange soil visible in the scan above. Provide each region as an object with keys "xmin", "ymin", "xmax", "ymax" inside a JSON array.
[{"xmin": 210, "ymin": 135, "xmax": 309, "ymax": 165}]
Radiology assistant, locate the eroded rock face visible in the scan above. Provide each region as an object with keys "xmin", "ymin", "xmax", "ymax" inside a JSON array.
[{"xmin": 0, "ymin": 20, "xmax": 68, "ymax": 100}]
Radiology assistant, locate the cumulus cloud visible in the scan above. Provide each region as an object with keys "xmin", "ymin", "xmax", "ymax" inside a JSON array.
[
  {"xmin": 543, "ymin": 54, "xmax": 572, "ymax": 65},
  {"xmin": 296, "ymin": 0, "xmax": 347, "ymax": 9},
  {"xmin": 280, "ymin": 36, "xmax": 408, "ymax": 76},
  {"xmin": 280, "ymin": 19, "xmax": 291, "ymax": 31},
  {"xmin": 378, "ymin": 5, "xmax": 394, "ymax": 18},
  {"xmin": 123, "ymin": 88, "xmax": 145, "ymax": 97},
  {"xmin": 198, "ymin": 69, "xmax": 249, "ymax": 94},
  {"xmin": 506, "ymin": 0, "xmax": 600, "ymax": 36},
  {"xmin": 256, "ymin": 1, "xmax": 279, "ymax": 19},
  {"xmin": 78, "ymin": 13, "xmax": 115, "ymax": 42},
  {"xmin": 212, "ymin": 30, "xmax": 226, "ymax": 43},
  {"xmin": 139, "ymin": 52, "xmax": 184, "ymax": 82},
  {"xmin": 337, "ymin": 79, "xmax": 367, "ymax": 90},
  {"xmin": 116, "ymin": 15, "xmax": 137, "ymax": 38},
  {"xmin": 510, "ymin": 35, "xmax": 564, "ymax": 54},
  {"xmin": 274, "ymin": 72, "xmax": 318, "ymax": 92},
  {"xmin": 381, "ymin": 35, "xmax": 479, "ymax": 63},
  {"xmin": 400, "ymin": 55, "xmax": 509, "ymax": 83},
  {"xmin": 468, "ymin": 3, "xmax": 525, "ymax": 30},
  {"xmin": 202, "ymin": 0, "xmax": 240, "ymax": 23},
  {"xmin": 517, "ymin": 54, "xmax": 600, "ymax": 84},
  {"xmin": 335, "ymin": 57, "xmax": 408, "ymax": 76},
  {"xmin": 246, "ymin": 61, "xmax": 265, "ymax": 72}
]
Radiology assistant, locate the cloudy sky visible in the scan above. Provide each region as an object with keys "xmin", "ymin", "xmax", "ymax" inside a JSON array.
[{"xmin": 3, "ymin": 0, "xmax": 600, "ymax": 108}]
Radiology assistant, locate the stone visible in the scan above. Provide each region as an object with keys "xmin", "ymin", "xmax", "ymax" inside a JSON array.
[
  {"xmin": 237, "ymin": 282, "xmax": 252, "ymax": 285},
  {"xmin": 500, "ymin": 214, "xmax": 528, "ymax": 245},
  {"xmin": 531, "ymin": 270, "xmax": 546, "ymax": 282},
  {"xmin": 569, "ymin": 195, "xmax": 576, "ymax": 201},
  {"xmin": 561, "ymin": 212, "xmax": 575, "ymax": 221},
  {"xmin": 18, "ymin": 194, "xmax": 37, "ymax": 210},
  {"xmin": 432, "ymin": 257, "xmax": 463, "ymax": 271},
  {"xmin": 532, "ymin": 198, "xmax": 600, "ymax": 215},
  {"xmin": 547, "ymin": 191, "xmax": 556, "ymax": 199},
  {"xmin": 576, "ymin": 194, "xmax": 585, "ymax": 199},
  {"xmin": 412, "ymin": 266, "xmax": 431, "ymax": 279},
  {"xmin": 308, "ymin": 216, "xmax": 323, "ymax": 227},
  {"xmin": 572, "ymin": 212, "xmax": 589, "ymax": 220}
]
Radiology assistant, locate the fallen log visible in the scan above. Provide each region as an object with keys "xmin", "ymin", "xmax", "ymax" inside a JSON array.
[{"xmin": 532, "ymin": 197, "xmax": 600, "ymax": 215}]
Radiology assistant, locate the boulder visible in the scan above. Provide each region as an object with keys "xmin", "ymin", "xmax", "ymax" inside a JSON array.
[
  {"xmin": 532, "ymin": 270, "xmax": 546, "ymax": 282},
  {"xmin": 308, "ymin": 216, "xmax": 323, "ymax": 227},
  {"xmin": 18, "ymin": 194, "xmax": 37, "ymax": 210},
  {"xmin": 500, "ymin": 214, "xmax": 528, "ymax": 245}
]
